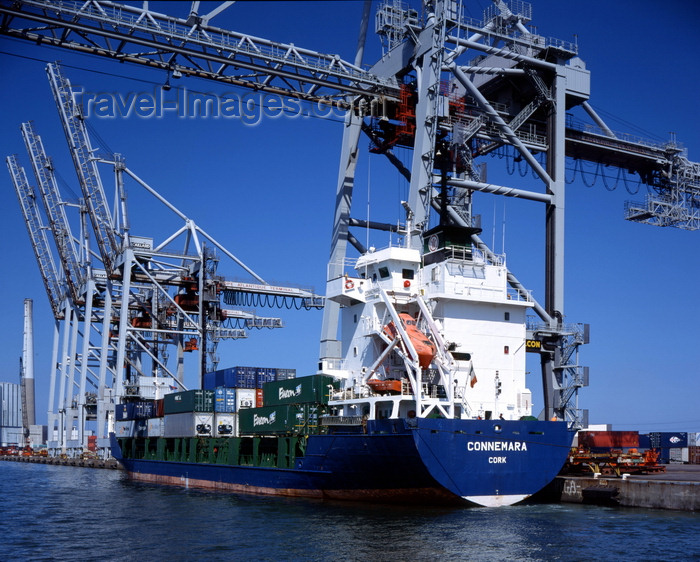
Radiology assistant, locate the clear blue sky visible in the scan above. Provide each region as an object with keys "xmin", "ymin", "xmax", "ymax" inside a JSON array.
[{"xmin": 1, "ymin": 1, "xmax": 698, "ymax": 433}]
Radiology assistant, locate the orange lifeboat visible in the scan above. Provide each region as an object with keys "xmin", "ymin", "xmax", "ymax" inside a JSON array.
[
  {"xmin": 366, "ymin": 378, "xmax": 403, "ymax": 395},
  {"xmin": 383, "ymin": 312, "xmax": 436, "ymax": 369}
]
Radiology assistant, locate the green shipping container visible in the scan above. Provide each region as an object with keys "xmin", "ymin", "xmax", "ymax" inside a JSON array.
[
  {"xmin": 262, "ymin": 374, "xmax": 338, "ymax": 407},
  {"xmin": 163, "ymin": 389, "xmax": 215, "ymax": 414},
  {"xmin": 239, "ymin": 404, "xmax": 327, "ymax": 435}
]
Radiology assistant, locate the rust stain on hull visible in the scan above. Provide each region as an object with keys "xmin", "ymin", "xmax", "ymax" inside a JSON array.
[{"xmin": 127, "ymin": 471, "xmax": 463, "ymax": 504}]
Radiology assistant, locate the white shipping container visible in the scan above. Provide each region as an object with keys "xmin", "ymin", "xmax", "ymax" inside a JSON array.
[
  {"xmin": 237, "ymin": 388, "xmax": 256, "ymax": 410},
  {"xmin": 163, "ymin": 412, "xmax": 213, "ymax": 438},
  {"xmin": 689, "ymin": 432, "xmax": 700, "ymax": 447},
  {"xmin": 147, "ymin": 418, "xmax": 164, "ymax": 437},
  {"xmin": 136, "ymin": 376, "xmax": 179, "ymax": 400},
  {"xmin": 115, "ymin": 420, "xmax": 148, "ymax": 437},
  {"xmin": 669, "ymin": 447, "xmax": 689, "ymax": 463},
  {"xmin": 214, "ymin": 413, "xmax": 238, "ymax": 437}
]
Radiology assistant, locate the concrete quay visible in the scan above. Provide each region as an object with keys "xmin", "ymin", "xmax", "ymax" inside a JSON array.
[
  {"xmin": 1, "ymin": 454, "xmax": 120, "ymax": 470},
  {"xmin": 553, "ymin": 465, "xmax": 700, "ymax": 511}
]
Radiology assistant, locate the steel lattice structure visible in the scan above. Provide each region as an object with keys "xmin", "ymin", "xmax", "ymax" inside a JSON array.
[{"xmin": 3, "ymin": 0, "xmax": 698, "ymax": 454}]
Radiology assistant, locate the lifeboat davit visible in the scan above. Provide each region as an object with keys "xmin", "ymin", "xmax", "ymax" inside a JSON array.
[{"xmin": 383, "ymin": 313, "xmax": 436, "ymax": 369}]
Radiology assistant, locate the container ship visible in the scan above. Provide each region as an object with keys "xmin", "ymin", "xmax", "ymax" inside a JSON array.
[{"xmin": 112, "ymin": 223, "xmax": 575, "ymax": 507}]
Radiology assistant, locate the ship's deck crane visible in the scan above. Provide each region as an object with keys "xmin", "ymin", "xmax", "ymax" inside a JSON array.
[{"xmin": 2, "ymin": 0, "xmax": 697, "ymax": 433}]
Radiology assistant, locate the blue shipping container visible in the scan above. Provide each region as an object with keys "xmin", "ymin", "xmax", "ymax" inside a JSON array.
[
  {"xmin": 205, "ymin": 366, "xmax": 259, "ymax": 389},
  {"xmin": 648, "ymin": 432, "xmax": 688, "ymax": 448},
  {"xmin": 659, "ymin": 432, "xmax": 688, "ymax": 448},
  {"xmin": 223, "ymin": 367, "xmax": 256, "ymax": 389},
  {"xmin": 275, "ymin": 368, "xmax": 297, "ymax": 381},
  {"xmin": 115, "ymin": 403, "xmax": 134, "ymax": 421},
  {"xmin": 116, "ymin": 401, "xmax": 156, "ymax": 420},
  {"xmin": 255, "ymin": 368, "xmax": 276, "ymax": 388},
  {"xmin": 214, "ymin": 387, "xmax": 237, "ymax": 413},
  {"xmin": 133, "ymin": 401, "xmax": 155, "ymax": 419},
  {"xmin": 203, "ymin": 372, "xmax": 217, "ymax": 390}
]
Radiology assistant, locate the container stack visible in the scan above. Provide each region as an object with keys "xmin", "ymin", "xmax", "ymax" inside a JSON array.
[
  {"xmin": 112, "ymin": 369, "xmax": 344, "ymax": 441},
  {"xmin": 162, "ymin": 389, "xmax": 215, "ymax": 437},
  {"xmin": 202, "ymin": 366, "xmax": 297, "ymax": 391},
  {"xmin": 641, "ymin": 432, "xmax": 690, "ymax": 464},
  {"xmin": 114, "ymin": 400, "xmax": 157, "ymax": 438},
  {"xmin": 576, "ymin": 429, "xmax": 700, "ymax": 465},
  {"xmin": 238, "ymin": 374, "xmax": 339, "ymax": 436}
]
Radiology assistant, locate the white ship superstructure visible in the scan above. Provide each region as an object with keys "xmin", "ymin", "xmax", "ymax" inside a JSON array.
[{"xmin": 324, "ymin": 225, "xmax": 534, "ymax": 423}]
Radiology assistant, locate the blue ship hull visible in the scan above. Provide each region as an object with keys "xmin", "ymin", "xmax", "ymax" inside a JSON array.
[{"xmin": 112, "ymin": 418, "xmax": 574, "ymax": 506}]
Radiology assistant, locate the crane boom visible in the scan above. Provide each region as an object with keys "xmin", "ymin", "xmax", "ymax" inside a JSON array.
[
  {"xmin": 21, "ymin": 121, "xmax": 86, "ymax": 303},
  {"xmin": 6, "ymin": 155, "xmax": 65, "ymax": 319},
  {"xmin": 1, "ymin": 0, "xmax": 696, "ymax": 229},
  {"xmin": 46, "ymin": 62, "xmax": 121, "ymax": 274},
  {"xmin": 0, "ymin": 0, "xmax": 398, "ymax": 103}
]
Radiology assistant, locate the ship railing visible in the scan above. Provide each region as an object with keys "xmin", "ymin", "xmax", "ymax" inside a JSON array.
[
  {"xmin": 506, "ymin": 287, "xmax": 532, "ymax": 303},
  {"xmin": 441, "ymin": 280, "xmax": 529, "ymax": 303},
  {"xmin": 527, "ymin": 318, "xmax": 587, "ymax": 337},
  {"xmin": 326, "ymin": 257, "xmax": 359, "ymax": 280},
  {"xmin": 442, "ymin": 247, "xmax": 506, "ymax": 267},
  {"xmin": 320, "ymin": 415, "xmax": 363, "ymax": 426}
]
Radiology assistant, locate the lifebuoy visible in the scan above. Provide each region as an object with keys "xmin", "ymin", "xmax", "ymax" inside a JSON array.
[
  {"xmin": 403, "ymin": 280, "xmax": 411, "ymax": 288},
  {"xmin": 345, "ymin": 280, "xmax": 354, "ymax": 290}
]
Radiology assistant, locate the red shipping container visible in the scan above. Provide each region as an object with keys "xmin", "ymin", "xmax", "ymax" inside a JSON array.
[
  {"xmin": 87, "ymin": 435, "xmax": 97, "ymax": 452},
  {"xmin": 256, "ymin": 388, "xmax": 264, "ymax": 408},
  {"xmin": 578, "ymin": 430, "xmax": 639, "ymax": 449},
  {"xmin": 689, "ymin": 446, "xmax": 700, "ymax": 465},
  {"xmin": 155, "ymin": 398, "xmax": 165, "ymax": 418}
]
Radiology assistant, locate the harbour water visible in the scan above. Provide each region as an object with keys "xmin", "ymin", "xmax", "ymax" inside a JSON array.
[{"xmin": 1, "ymin": 462, "xmax": 697, "ymax": 561}]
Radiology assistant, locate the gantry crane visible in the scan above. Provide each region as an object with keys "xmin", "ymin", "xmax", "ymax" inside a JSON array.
[
  {"xmin": 2, "ymin": 0, "xmax": 698, "ymax": 437},
  {"xmin": 6, "ymin": 154, "xmax": 74, "ymax": 445},
  {"xmin": 8, "ymin": 61, "xmax": 325, "ymax": 457},
  {"xmin": 18, "ymin": 119, "xmax": 100, "ymax": 449}
]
